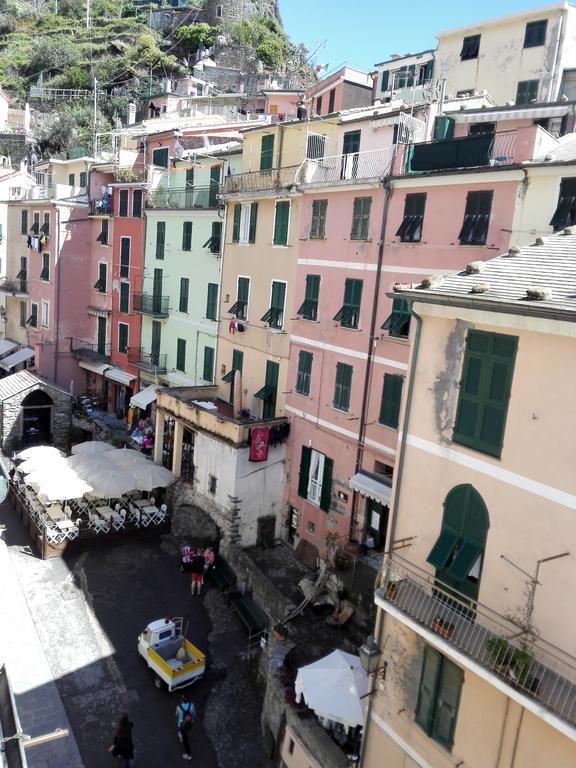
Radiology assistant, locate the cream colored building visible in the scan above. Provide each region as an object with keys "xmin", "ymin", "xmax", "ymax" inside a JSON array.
[
  {"xmin": 435, "ymin": 4, "xmax": 576, "ymax": 105},
  {"xmin": 361, "ymin": 231, "xmax": 576, "ymax": 768}
]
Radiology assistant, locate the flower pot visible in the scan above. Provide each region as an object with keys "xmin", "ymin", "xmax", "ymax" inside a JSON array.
[{"xmin": 431, "ymin": 620, "xmax": 454, "ymax": 640}]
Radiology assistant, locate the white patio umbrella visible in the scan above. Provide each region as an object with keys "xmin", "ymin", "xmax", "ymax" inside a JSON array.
[
  {"xmin": 65, "ymin": 454, "xmax": 116, "ymax": 473},
  {"xmin": 112, "ymin": 449, "xmax": 151, "ymax": 467},
  {"xmin": 294, "ymin": 650, "xmax": 368, "ymax": 728},
  {"xmin": 87, "ymin": 471, "xmax": 136, "ymax": 499},
  {"xmin": 18, "ymin": 455, "xmax": 68, "ymax": 475},
  {"xmin": 71, "ymin": 441, "xmax": 116, "ymax": 456},
  {"xmin": 130, "ymin": 464, "xmax": 175, "ymax": 492},
  {"xmin": 36, "ymin": 477, "xmax": 94, "ymax": 501},
  {"xmin": 17, "ymin": 446, "xmax": 65, "ymax": 461}
]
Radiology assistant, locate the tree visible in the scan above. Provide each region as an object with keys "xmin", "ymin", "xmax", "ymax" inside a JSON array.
[{"xmin": 175, "ymin": 23, "xmax": 217, "ymax": 54}]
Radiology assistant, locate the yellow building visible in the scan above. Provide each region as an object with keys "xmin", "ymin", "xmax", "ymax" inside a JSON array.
[{"xmin": 361, "ymin": 231, "xmax": 576, "ymax": 767}]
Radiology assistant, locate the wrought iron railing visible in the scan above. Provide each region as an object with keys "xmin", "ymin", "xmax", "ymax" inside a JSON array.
[
  {"xmin": 0, "ymin": 279, "xmax": 27, "ymax": 294},
  {"xmin": 223, "ymin": 166, "xmax": 300, "ymax": 194},
  {"xmin": 88, "ymin": 199, "xmax": 114, "ymax": 216},
  {"xmin": 133, "ymin": 293, "xmax": 170, "ymax": 317},
  {"xmin": 378, "ymin": 554, "xmax": 576, "ymax": 726},
  {"xmin": 405, "ymin": 130, "xmax": 518, "ymax": 173},
  {"xmin": 296, "ymin": 147, "xmax": 396, "ymax": 185},
  {"xmin": 146, "ymin": 186, "xmax": 220, "ymax": 209},
  {"xmin": 69, "ymin": 337, "xmax": 111, "ymax": 361},
  {"xmin": 127, "ymin": 348, "xmax": 167, "ymax": 373}
]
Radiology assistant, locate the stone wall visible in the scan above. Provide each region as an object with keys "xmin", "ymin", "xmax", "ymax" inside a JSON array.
[
  {"xmin": 204, "ymin": 0, "xmax": 279, "ymax": 27},
  {"xmin": 1, "ymin": 380, "xmax": 73, "ymax": 453}
]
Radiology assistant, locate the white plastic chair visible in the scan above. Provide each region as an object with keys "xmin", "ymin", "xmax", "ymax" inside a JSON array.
[
  {"xmin": 127, "ymin": 504, "xmax": 140, "ymax": 526},
  {"xmin": 150, "ymin": 496, "xmax": 155, "ymax": 506},
  {"xmin": 154, "ymin": 504, "xmax": 167, "ymax": 525},
  {"xmin": 112, "ymin": 509, "xmax": 126, "ymax": 531},
  {"xmin": 89, "ymin": 512, "xmax": 109, "ymax": 534}
]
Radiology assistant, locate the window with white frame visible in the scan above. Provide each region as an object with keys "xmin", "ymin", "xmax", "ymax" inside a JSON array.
[
  {"xmin": 41, "ymin": 300, "xmax": 49, "ymax": 327},
  {"xmin": 307, "ymin": 450, "xmax": 325, "ymax": 505}
]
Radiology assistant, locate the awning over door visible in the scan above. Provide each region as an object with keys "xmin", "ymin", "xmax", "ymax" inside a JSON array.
[
  {"xmin": 0, "ymin": 347, "xmax": 35, "ymax": 371},
  {"xmin": 0, "ymin": 339, "xmax": 18, "ymax": 357},
  {"xmin": 79, "ymin": 360, "xmax": 110, "ymax": 375},
  {"xmin": 130, "ymin": 384, "xmax": 157, "ymax": 410},
  {"xmin": 104, "ymin": 367, "xmax": 136, "ymax": 386},
  {"xmin": 349, "ymin": 471, "xmax": 392, "ymax": 505}
]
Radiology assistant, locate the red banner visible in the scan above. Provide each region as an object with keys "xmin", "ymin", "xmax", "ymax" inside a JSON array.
[{"xmin": 249, "ymin": 427, "xmax": 269, "ymax": 462}]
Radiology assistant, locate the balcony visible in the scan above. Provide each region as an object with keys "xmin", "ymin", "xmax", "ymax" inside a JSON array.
[
  {"xmin": 89, "ymin": 199, "xmax": 114, "ymax": 216},
  {"xmin": 405, "ymin": 131, "xmax": 518, "ymax": 173},
  {"xmin": 9, "ymin": 186, "xmax": 54, "ymax": 202},
  {"xmin": 223, "ymin": 166, "xmax": 300, "ymax": 195},
  {"xmin": 0, "ymin": 278, "xmax": 27, "ymax": 296},
  {"xmin": 296, "ymin": 147, "xmax": 396, "ymax": 186},
  {"xmin": 133, "ymin": 293, "xmax": 170, "ymax": 318},
  {"xmin": 377, "ymin": 555, "xmax": 576, "ymax": 736},
  {"xmin": 127, "ymin": 348, "xmax": 167, "ymax": 373},
  {"xmin": 70, "ymin": 338, "xmax": 111, "ymax": 362},
  {"xmin": 146, "ymin": 186, "xmax": 220, "ymax": 210}
]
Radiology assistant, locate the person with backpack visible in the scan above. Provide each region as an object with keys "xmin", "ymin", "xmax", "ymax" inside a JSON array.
[
  {"xmin": 175, "ymin": 694, "xmax": 195, "ymax": 761},
  {"xmin": 108, "ymin": 713, "xmax": 134, "ymax": 767},
  {"xmin": 189, "ymin": 550, "xmax": 206, "ymax": 595}
]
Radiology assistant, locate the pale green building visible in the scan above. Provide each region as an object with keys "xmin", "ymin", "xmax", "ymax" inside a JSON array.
[{"xmin": 139, "ymin": 148, "xmax": 241, "ymax": 389}]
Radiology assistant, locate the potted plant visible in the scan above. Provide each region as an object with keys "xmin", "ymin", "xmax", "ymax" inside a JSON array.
[
  {"xmin": 486, "ymin": 638, "xmax": 535, "ymax": 688},
  {"xmin": 385, "ymin": 579, "xmax": 401, "ymax": 600},
  {"xmin": 430, "ymin": 616, "xmax": 455, "ymax": 640}
]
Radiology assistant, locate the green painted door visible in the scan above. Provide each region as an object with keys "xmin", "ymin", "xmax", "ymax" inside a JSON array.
[
  {"xmin": 151, "ymin": 320, "xmax": 161, "ymax": 365},
  {"xmin": 97, "ymin": 317, "xmax": 107, "ymax": 356}
]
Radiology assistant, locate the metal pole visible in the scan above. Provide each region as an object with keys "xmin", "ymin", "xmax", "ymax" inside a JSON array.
[
  {"xmin": 93, "ymin": 78, "xmax": 98, "ymax": 156},
  {"xmin": 86, "ymin": 0, "xmax": 90, "ymax": 28}
]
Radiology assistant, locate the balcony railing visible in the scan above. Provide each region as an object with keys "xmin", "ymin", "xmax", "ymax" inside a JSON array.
[
  {"xmin": 223, "ymin": 166, "xmax": 300, "ymax": 195},
  {"xmin": 146, "ymin": 186, "xmax": 220, "ymax": 210},
  {"xmin": 296, "ymin": 147, "xmax": 396, "ymax": 186},
  {"xmin": 70, "ymin": 337, "xmax": 111, "ymax": 362},
  {"xmin": 133, "ymin": 293, "xmax": 170, "ymax": 317},
  {"xmin": 378, "ymin": 554, "xmax": 576, "ymax": 729},
  {"xmin": 0, "ymin": 278, "xmax": 27, "ymax": 295},
  {"xmin": 89, "ymin": 199, "xmax": 114, "ymax": 216},
  {"xmin": 405, "ymin": 131, "xmax": 518, "ymax": 173},
  {"xmin": 127, "ymin": 348, "xmax": 167, "ymax": 373},
  {"xmin": 8, "ymin": 186, "xmax": 54, "ymax": 202}
]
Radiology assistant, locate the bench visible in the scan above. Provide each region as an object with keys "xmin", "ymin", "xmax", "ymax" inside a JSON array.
[
  {"xmin": 229, "ymin": 592, "xmax": 267, "ymax": 641},
  {"xmin": 209, "ymin": 558, "xmax": 237, "ymax": 591}
]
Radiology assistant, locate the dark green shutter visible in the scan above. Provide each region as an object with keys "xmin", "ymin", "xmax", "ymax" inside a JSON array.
[
  {"xmin": 203, "ymin": 346, "xmax": 214, "ymax": 382},
  {"xmin": 177, "ymin": 338, "xmax": 186, "ymax": 372},
  {"xmin": 118, "ymin": 323, "xmax": 128, "ymax": 353},
  {"xmin": 229, "ymin": 349, "xmax": 244, "ymax": 403},
  {"xmin": 328, "ymin": 88, "xmax": 335, "ymax": 113},
  {"xmin": 119, "ymin": 190, "xmax": 128, "ymax": 217},
  {"xmin": 237, "ymin": 277, "xmax": 249, "ymax": 304},
  {"xmin": 97, "ymin": 317, "xmax": 107, "ymax": 355},
  {"xmin": 343, "ymin": 130, "xmax": 361, "ymax": 155},
  {"xmin": 273, "ymin": 201, "xmax": 290, "ymax": 245},
  {"xmin": 151, "ymin": 320, "xmax": 161, "ymax": 362},
  {"xmin": 426, "ymin": 529, "xmax": 459, "ymax": 569},
  {"xmin": 210, "ymin": 220, "xmax": 222, "ymax": 252},
  {"xmin": 232, "ymin": 204, "xmax": 241, "ymax": 243},
  {"xmin": 260, "ymin": 134, "xmax": 275, "ymax": 171},
  {"xmin": 334, "ymin": 363, "xmax": 352, "ymax": 411},
  {"xmin": 379, "ymin": 374, "xmax": 404, "ymax": 428},
  {"xmin": 206, "ymin": 283, "xmax": 218, "ymax": 320},
  {"xmin": 416, "ymin": 647, "xmax": 442, "ymax": 734},
  {"xmin": 98, "ymin": 262, "xmax": 107, "ymax": 292},
  {"xmin": 296, "ymin": 350, "xmax": 312, "ymax": 395},
  {"xmin": 100, "ymin": 219, "xmax": 108, "ymax": 245},
  {"xmin": 298, "ymin": 446, "xmax": 312, "ymax": 498},
  {"xmin": 351, "ymin": 197, "xmax": 371, "ymax": 239},
  {"xmin": 68, "ymin": 173, "xmax": 75, "ymax": 187},
  {"xmin": 380, "ymin": 70, "xmax": 389, "ymax": 91},
  {"xmin": 306, "ymin": 275, "xmax": 320, "ymax": 302},
  {"xmin": 120, "ymin": 238, "xmax": 130, "ymax": 277},
  {"xmin": 119, "ymin": 282, "xmax": 129, "ymax": 313},
  {"xmin": 79, "ymin": 171, "xmax": 86, "ymax": 188},
  {"xmin": 179, "ymin": 278, "xmax": 189, "ymax": 312},
  {"xmin": 249, "ymin": 202, "xmax": 258, "ymax": 243},
  {"xmin": 263, "ymin": 360, "xmax": 279, "ymax": 419},
  {"xmin": 133, "ymin": 189, "xmax": 142, "ymax": 217},
  {"xmin": 156, "ymin": 222, "xmax": 165, "ymax": 259},
  {"xmin": 21, "ymin": 209, "xmax": 28, "ymax": 234},
  {"xmin": 310, "ymin": 199, "xmax": 327, "ymax": 239},
  {"xmin": 319, "ymin": 457, "xmax": 333, "ymax": 511},
  {"xmin": 271, "ymin": 281, "xmax": 286, "ymax": 313},
  {"xmin": 432, "ymin": 660, "xmax": 463, "ymax": 748},
  {"xmin": 182, "ymin": 221, "xmax": 193, "ymax": 251}
]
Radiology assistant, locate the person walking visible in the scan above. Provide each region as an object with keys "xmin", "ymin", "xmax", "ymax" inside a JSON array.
[
  {"xmin": 176, "ymin": 695, "xmax": 195, "ymax": 761},
  {"xmin": 108, "ymin": 713, "xmax": 134, "ymax": 767},
  {"xmin": 190, "ymin": 549, "xmax": 206, "ymax": 595}
]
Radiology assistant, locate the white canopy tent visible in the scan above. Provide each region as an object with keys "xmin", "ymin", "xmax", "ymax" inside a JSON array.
[{"xmin": 294, "ymin": 650, "xmax": 368, "ymax": 728}]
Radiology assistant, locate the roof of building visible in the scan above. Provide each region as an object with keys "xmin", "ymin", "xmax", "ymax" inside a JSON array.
[
  {"xmin": 0, "ymin": 369, "xmax": 73, "ymax": 401},
  {"xmin": 436, "ymin": 3, "xmax": 569, "ymax": 38},
  {"xmin": 532, "ymin": 132, "xmax": 576, "ymax": 163},
  {"xmin": 396, "ymin": 229, "xmax": 576, "ymax": 320},
  {"xmin": 374, "ymin": 49, "xmax": 435, "ymax": 68},
  {"xmin": 446, "ymin": 100, "xmax": 574, "ymax": 122}
]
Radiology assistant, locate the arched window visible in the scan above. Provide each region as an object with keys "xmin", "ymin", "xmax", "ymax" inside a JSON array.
[
  {"xmin": 215, "ymin": 4, "xmax": 223, "ymax": 18},
  {"xmin": 427, "ymin": 484, "xmax": 489, "ymax": 600}
]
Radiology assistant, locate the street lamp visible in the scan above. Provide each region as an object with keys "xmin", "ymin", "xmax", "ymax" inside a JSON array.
[{"xmin": 359, "ymin": 635, "xmax": 387, "ymax": 695}]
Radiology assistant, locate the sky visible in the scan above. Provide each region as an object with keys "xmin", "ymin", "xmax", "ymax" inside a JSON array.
[{"xmin": 280, "ymin": 0, "xmax": 560, "ymax": 73}]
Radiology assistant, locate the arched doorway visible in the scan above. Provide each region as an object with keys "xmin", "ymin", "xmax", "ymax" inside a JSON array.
[
  {"xmin": 21, "ymin": 389, "xmax": 53, "ymax": 446},
  {"xmin": 427, "ymin": 484, "xmax": 489, "ymax": 602}
]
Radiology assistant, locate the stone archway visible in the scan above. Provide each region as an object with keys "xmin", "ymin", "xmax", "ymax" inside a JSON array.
[{"xmin": 21, "ymin": 389, "xmax": 53, "ymax": 446}]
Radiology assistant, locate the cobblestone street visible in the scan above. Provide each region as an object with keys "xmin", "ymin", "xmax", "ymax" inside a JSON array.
[{"xmin": 0, "ymin": 500, "xmax": 270, "ymax": 768}]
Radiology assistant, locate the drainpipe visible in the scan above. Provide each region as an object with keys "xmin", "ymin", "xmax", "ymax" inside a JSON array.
[
  {"xmin": 548, "ymin": 11, "xmax": 565, "ymax": 101},
  {"xmin": 349, "ymin": 178, "xmax": 394, "ymax": 543},
  {"xmin": 358, "ymin": 306, "xmax": 422, "ymax": 768},
  {"xmin": 53, "ymin": 204, "xmax": 62, "ymax": 386}
]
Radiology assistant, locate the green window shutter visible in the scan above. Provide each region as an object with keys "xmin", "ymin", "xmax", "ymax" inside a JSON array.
[
  {"xmin": 432, "ymin": 660, "xmax": 463, "ymax": 748},
  {"xmin": 343, "ymin": 130, "xmax": 361, "ymax": 155},
  {"xmin": 118, "ymin": 323, "xmax": 128, "ymax": 353},
  {"xmin": 98, "ymin": 262, "xmax": 107, "ymax": 292},
  {"xmin": 206, "ymin": 283, "xmax": 218, "ymax": 320},
  {"xmin": 100, "ymin": 219, "xmax": 108, "ymax": 245},
  {"xmin": 263, "ymin": 360, "xmax": 279, "ymax": 418},
  {"xmin": 416, "ymin": 646, "xmax": 442, "ymax": 735},
  {"xmin": 179, "ymin": 278, "xmax": 189, "ymax": 312},
  {"xmin": 79, "ymin": 171, "xmax": 86, "ymax": 187},
  {"xmin": 328, "ymin": 88, "xmax": 336, "ymax": 113},
  {"xmin": 177, "ymin": 338, "xmax": 186, "ymax": 372},
  {"xmin": 132, "ymin": 189, "xmax": 142, "ymax": 218},
  {"xmin": 232, "ymin": 204, "xmax": 241, "ymax": 243},
  {"xmin": 379, "ymin": 373, "xmax": 404, "ymax": 428},
  {"xmin": 120, "ymin": 238, "xmax": 130, "ymax": 277},
  {"xmin": 273, "ymin": 201, "xmax": 290, "ymax": 246},
  {"xmin": 97, "ymin": 316, "xmax": 107, "ymax": 354},
  {"xmin": 298, "ymin": 445, "xmax": 312, "ymax": 498},
  {"xmin": 351, "ymin": 197, "xmax": 372, "ymax": 239},
  {"xmin": 310, "ymin": 199, "xmax": 327, "ymax": 239},
  {"xmin": 333, "ymin": 363, "xmax": 352, "ymax": 411},
  {"xmin": 453, "ymin": 331, "xmax": 517, "ymax": 457},
  {"xmin": 296, "ymin": 350, "xmax": 313, "ymax": 395},
  {"xmin": 119, "ymin": 282, "xmax": 129, "ymax": 313},
  {"xmin": 119, "ymin": 190, "xmax": 129, "ymax": 217},
  {"xmin": 210, "ymin": 220, "xmax": 222, "ymax": 252},
  {"xmin": 182, "ymin": 221, "xmax": 193, "ymax": 251},
  {"xmin": 237, "ymin": 276, "xmax": 249, "ymax": 304},
  {"xmin": 260, "ymin": 134, "xmax": 275, "ymax": 171},
  {"xmin": 203, "ymin": 346, "xmax": 214, "ymax": 382},
  {"xmin": 68, "ymin": 173, "xmax": 75, "ymax": 187},
  {"xmin": 232, "ymin": 349, "xmax": 243, "ymax": 373},
  {"xmin": 380, "ymin": 70, "xmax": 390, "ymax": 92},
  {"xmin": 156, "ymin": 222, "xmax": 165, "ymax": 259},
  {"xmin": 153, "ymin": 147, "xmax": 169, "ymax": 168},
  {"xmin": 21, "ymin": 210, "xmax": 28, "ymax": 235},
  {"xmin": 306, "ymin": 274, "xmax": 320, "ymax": 302},
  {"xmin": 319, "ymin": 457, "xmax": 333, "ymax": 511},
  {"xmin": 426, "ymin": 529, "xmax": 459, "ymax": 569},
  {"xmin": 271, "ymin": 281, "xmax": 286, "ymax": 312},
  {"xmin": 249, "ymin": 202, "xmax": 258, "ymax": 243}
]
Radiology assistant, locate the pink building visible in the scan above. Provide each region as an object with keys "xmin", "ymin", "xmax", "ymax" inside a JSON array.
[
  {"xmin": 284, "ymin": 108, "xmax": 560, "ymax": 560},
  {"xmin": 306, "ymin": 67, "xmax": 373, "ymax": 118}
]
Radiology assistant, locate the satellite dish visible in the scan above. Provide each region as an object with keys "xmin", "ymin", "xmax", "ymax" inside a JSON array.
[{"xmin": 0, "ymin": 476, "xmax": 8, "ymax": 504}]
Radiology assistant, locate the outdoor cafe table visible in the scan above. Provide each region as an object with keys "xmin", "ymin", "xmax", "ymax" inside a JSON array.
[
  {"xmin": 96, "ymin": 506, "xmax": 115, "ymax": 523},
  {"xmin": 133, "ymin": 499, "xmax": 151, "ymax": 509},
  {"xmin": 46, "ymin": 505, "xmax": 66, "ymax": 522}
]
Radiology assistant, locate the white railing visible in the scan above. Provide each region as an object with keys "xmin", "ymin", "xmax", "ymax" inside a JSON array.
[
  {"xmin": 297, "ymin": 146, "xmax": 396, "ymax": 186},
  {"xmin": 379, "ymin": 554, "xmax": 576, "ymax": 727}
]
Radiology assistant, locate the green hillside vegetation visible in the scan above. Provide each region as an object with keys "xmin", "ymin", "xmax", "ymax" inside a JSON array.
[{"xmin": 0, "ymin": 0, "xmax": 311, "ymax": 153}]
